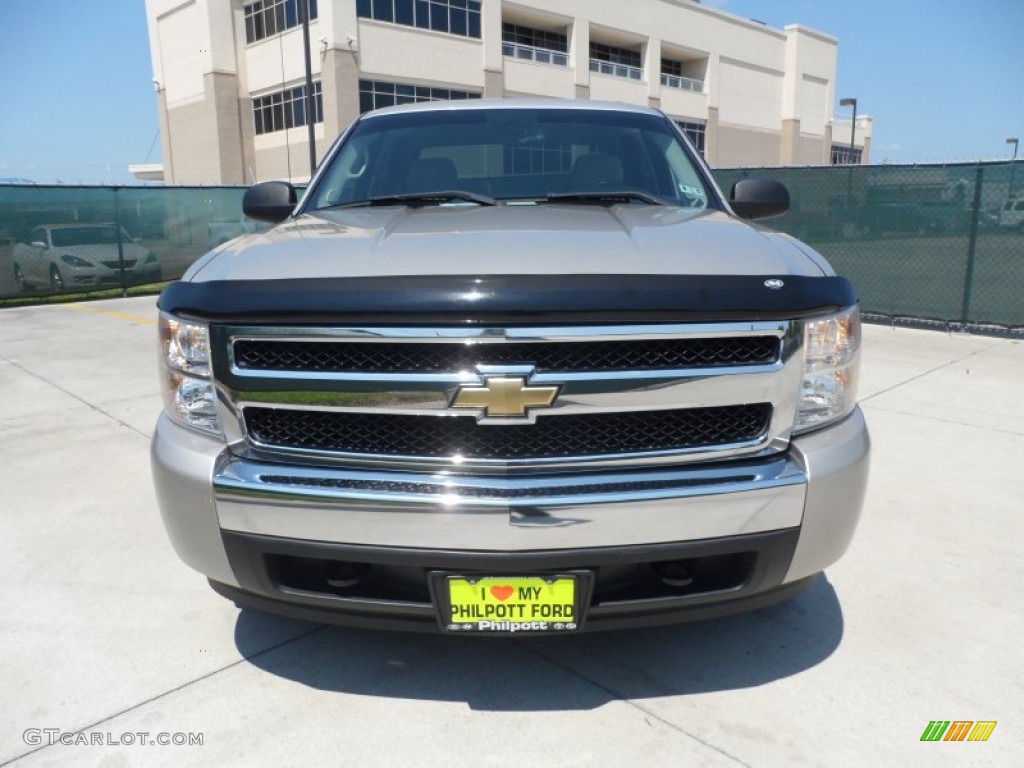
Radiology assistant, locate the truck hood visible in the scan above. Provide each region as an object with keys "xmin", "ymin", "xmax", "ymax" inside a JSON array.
[{"xmin": 186, "ymin": 205, "xmax": 824, "ymax": 282}]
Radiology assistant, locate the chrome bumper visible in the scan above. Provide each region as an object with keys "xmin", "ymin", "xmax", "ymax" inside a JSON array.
[
  {"xmin": 213, "ymin": 455, "xmax": 808, "ymax": 550},
  {"xmin": 152, "ymin": 408, "xmax": 868, "ymax": 589}
]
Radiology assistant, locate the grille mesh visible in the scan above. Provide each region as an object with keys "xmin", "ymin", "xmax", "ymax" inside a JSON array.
[
  {"xmin": 233, "ymin": 336, "xmax": 779, "ymax": 374},
  {"xmin": 244, "ymin": 404, "xmax": 772, "ymax": 460}
]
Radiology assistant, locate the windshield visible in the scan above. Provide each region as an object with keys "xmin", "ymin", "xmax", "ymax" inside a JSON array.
[{"xmin": 305, "ymin": 108, "xmax": 713, "ymax": 210}]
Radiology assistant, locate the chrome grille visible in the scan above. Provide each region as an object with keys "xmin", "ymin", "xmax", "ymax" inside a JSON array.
[
  {"xmin": 233, "ymin": 336, "xmax": 779, "ymax": 373},
  {"xmin": 215, "ymin": 321, "xmax": 800, "ymax": 469},
  {"xmin": 244, "ymin": 404, "xmax": 772, "ymax": 460}
]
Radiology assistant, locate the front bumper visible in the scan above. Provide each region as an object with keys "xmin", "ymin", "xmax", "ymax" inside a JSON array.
[
  {"xmin": 212, "ymin": 533, "xmax": 816, "ymax": 633},
  {"xmin": 67, "ymin": 268, "xmax": 123, "ymax": 287},
  {"xmin": 151, "ymin": 408, "xmax": 869, "ymax": 631}
]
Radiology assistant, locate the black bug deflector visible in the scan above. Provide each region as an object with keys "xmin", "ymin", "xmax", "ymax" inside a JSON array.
[{"xmin": 157, "ymin": 274, "xmax": 857, "ymax": 325}]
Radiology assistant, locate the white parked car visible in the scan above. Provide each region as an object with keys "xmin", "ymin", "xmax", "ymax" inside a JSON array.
[
  {"xmin": 12, "ymin": 223, "xmax": 161, "ymax": 293},
  {"xmin": 998, "ymin": 197, "xmax": 1024, "ymax": 231}
]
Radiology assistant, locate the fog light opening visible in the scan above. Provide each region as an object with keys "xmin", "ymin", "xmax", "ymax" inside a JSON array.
[
  {"xmin": 325, "ymin": 561, "xmax": 370, "ymax": 589},
  {"xmin": 652, "ymin": 559, "xmax": 695, "ymax": 587}
]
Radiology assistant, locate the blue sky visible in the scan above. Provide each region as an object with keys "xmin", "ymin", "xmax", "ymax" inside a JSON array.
[
  {"xmin": 0, "ymin": 1, "xmax": 157, "ymax": 184},
  {"xmin": 708, "ymin": 0, "xmax": 1024, "ymax": 164},
  {"xmin": 0, "ymin": 0, "xmax": 1020, "ymax": 183}
]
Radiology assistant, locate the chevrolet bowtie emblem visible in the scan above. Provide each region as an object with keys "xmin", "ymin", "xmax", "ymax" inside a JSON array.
[{"xmin": 450, "ymin": 377, "xmax": 559, "ymax": 418}]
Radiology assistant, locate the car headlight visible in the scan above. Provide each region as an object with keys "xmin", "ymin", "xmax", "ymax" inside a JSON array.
[
  {"xmin": 795, "ymin": 306, "xmax": 861, "ymax": 433},
  {"xmin": 61, "ymin": 254, "xmax": 93, "ymax": 267},
  {"xmin": 159, "ymin": 312, "xmax": 221, "ymax": 437}
]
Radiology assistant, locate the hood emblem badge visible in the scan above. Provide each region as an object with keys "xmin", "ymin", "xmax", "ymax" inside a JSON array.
[
  {"xmin": 764, "ymin": 278, "xmax": 785, "ymax": 290},
  {"xmin": 451, "ymin": 376, "xmax": 559, "ymax": 419}
]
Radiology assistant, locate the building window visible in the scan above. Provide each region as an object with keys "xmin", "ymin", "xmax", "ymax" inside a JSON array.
[
  {"xmin": 502, "ymin": 23, "xmax": 568, "ymax": 52},
  {"xmin": 675, "ymin": 121, "xmax": 706, "ymax": 156},
  {"xmin": 253, "ymin": 82, "xmax": 323, "ymax": 135},
  {"xmin": 831, "ymin": 145, "xmax": 862, "ymax": 165},
  {"xmin": 589, "ymin": 42, "xmax": 643, "ymax": 80},
  {"xmin": 358, "ymin": 79, "xmax": 480, "ymax": 113},
  {"xmin": 244, "ymin": 0, "xmax": 318, "ymax": 45},
  {"xmin": 356, "ymin": 0, "xmax": 482, "ymax": 39},
  {"xmin": 501, "ymin": 23, "xmax": 569, "ymax": 67},
  {"xmin": 661, "ymin": 59, "xmax": 704, "ymax": 93},
  {"xmin": 662, "ymin": 60, "xmax": 683, "ymax": 78}
]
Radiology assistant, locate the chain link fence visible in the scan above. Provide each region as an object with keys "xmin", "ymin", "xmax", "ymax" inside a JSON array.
[
  {"xmin": 2, "ymin": 163, "xmax": 1022, "ymax": 332},
  {"xmin": 0, "ymin": 185, "xmax": 258, "ymax": 300},
  {"xmin": 715, "ymin": 162, "xmax": 1024, "ymax": 333}
]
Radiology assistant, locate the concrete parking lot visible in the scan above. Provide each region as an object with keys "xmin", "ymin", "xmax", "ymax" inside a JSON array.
[{"xmin": 1, "ymin": 297, "xmax": 1021, "ymax": 767}]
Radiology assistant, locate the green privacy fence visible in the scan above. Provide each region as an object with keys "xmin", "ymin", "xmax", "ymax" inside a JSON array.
[
  {"xmin": 1, "ymin": 162, "xmax": 1022, "ymax": 330},
  {"xmin": 0, "ymin": 185, "xmax": 259, "ymax": 301},
  {"xmin": 715, "ymin": 162, "xmax": 1024, "ymax": 331}
]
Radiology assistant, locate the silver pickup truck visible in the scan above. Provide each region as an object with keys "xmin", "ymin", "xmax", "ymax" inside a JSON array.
[{"xmin": 152, "ymin": 99, "xmax": 869, "ymax": 634}]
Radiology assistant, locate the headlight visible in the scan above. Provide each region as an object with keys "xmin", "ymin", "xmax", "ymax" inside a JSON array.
[
  {"xmin": 159, "ymin": 312, "xmax": 221, "ymax": 437},
  {"xmin": 795, "ymin": 306, "xmax": 861, "ymax": 433},
  {"xmin": 61, "ymin": 254, "xmax": 93, "ymax": 267}
]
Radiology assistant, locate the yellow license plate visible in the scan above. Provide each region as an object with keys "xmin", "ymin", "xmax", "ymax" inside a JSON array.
[{"xmin": 445, "ymin": 576, "xmax": 579, "ymax": 633}]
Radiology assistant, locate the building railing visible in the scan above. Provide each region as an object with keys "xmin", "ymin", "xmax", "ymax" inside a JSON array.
[
  {"xmin": 589, "ymin": 59, "xmax": 643, "ymax": 81},
  {"xmin": 660, "ymin": 73, "xmax": 704, "ymax": 93},
  {"xmin": 502, "ymin": 42, "xmax": 569, "ymax": 67}
]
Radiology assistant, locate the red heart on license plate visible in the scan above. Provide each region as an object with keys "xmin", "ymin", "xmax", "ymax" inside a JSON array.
[{"xmin": 490, "ymin": 585, "xmax": 514, "ymax": 602}]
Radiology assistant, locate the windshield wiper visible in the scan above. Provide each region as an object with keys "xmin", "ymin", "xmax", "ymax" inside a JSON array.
[
  {"xmin": 327, "ymin": 190, "xmax": 498, "ymax": 209},
  {"xmin": 540, "ymin": 191, "xmax": 669, "ymax": 206}
]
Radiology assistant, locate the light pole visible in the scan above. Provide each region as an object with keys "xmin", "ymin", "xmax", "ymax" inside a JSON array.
[
  {"xmin": 1009, "ymin": 138, "xmax": 1020, "ymax": 197},
  {"xmin": 299, "ymin": 0, "xmax": 316, "ymax": 179},
  {"xmin": 837, "ymin": 97, "xmax": 860, "ymax": 233},
  {"xmin": 840, "ymin": 97, "xmax": 858, "ymax": 164}
]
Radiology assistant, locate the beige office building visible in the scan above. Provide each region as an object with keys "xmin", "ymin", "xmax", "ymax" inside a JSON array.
[{"xmin": 143, "ymin": 0, "xmax": 872, "ymax": 184}]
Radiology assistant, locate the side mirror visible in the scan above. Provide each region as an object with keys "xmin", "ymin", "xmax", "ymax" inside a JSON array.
[
  {"xmin": 729, "ymin": 177, "xmax": 790, "ymax": 220},
  {"xmin": 31, "ymin": 240, "xmax": 47, "ymax": 249},
  {"xmin": 243, "ymin": 181, "xmax": 298, "ymax": 223}
]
